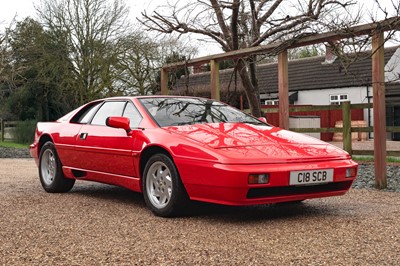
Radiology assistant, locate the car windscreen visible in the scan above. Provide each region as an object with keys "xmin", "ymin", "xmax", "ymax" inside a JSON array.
[{"xmin": 138, "ymin": 97, "xmax": 265, "ymax": 127}]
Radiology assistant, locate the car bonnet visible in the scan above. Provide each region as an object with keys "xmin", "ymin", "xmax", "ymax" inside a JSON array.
[{"xmin": 164, "ymin": 123, "xmax": 350, "ymax": 163}]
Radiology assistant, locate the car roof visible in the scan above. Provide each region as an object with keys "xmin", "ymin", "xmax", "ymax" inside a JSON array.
[
  {"xmin": 98, "ymin": 95, "xmax": 211, "ymax": 102},
  {"xmin": 104, "ymin": 95, "xmax": 204, "ymax": 100}
]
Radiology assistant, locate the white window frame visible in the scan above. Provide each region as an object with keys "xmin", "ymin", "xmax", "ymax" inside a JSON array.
[
  {"xmin": 329, "ymin": 94, "xmax": 348, "ymax": 105},
  {"xmin": 265, "ymin": 100, "xmax": 279, "ymax": 105}
]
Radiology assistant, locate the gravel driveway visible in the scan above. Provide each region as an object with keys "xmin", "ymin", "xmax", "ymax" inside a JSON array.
[{"xmin": 1, "ymin": 158, "xmax": 400, "ymax": 265}]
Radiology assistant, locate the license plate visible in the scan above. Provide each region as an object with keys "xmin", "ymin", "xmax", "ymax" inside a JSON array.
[{"xmin": 290, "ymin": 169, "xmax": 333, "ymax": 186}]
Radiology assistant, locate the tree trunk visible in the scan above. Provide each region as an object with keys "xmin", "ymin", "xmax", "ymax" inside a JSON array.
[{"xmin": 237, "ymin": 59, "xmax": 261, "ymax": 117}]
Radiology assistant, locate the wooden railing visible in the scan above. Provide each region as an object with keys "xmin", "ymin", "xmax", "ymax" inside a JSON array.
[
  {"xmin": 0, "ymin": 120, "xmax": 17, "ymax": 142},
  {"xmin": 261, "ymin": 102, "xmax": 400, "ymax": 157},
  {"xmin": 3, "ymin": 104, "xmax": 400, "ymax": 156}
]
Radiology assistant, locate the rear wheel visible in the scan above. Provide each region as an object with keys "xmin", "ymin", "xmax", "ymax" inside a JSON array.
[
  {"xmin": 39, "ymin": 141, "xmax": 75, "ymax": 193},
  {"xmin": 142, "ymin": 153, "xmax": 188, "ymax": 217}
]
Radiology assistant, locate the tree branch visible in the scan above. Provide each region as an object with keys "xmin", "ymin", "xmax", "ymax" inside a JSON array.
[
  {"xmin": 252, "ymin": 16, "xmax": 314, "ymax": 46},
  {"xmin": 139, "ymin": 9, "xmax": 231, "ymax": 51},
  {"xmin": 257, "ymin": 0, "xmax": 284, "ymax": 26},
  {"xmin": 209, "ymin": 0, "xmax": 232, "ymax": 48},
  {"xmin": 231, "ymin": 0, "xmax": 240, "ymax": 50}
]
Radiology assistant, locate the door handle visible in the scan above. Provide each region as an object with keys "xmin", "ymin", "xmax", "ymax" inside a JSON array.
[{"xmin": 79, "ymin": 133, "xmax": 88, "ymax": 140}]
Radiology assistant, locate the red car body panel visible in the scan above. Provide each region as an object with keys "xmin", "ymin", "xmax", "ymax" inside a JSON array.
[
  {"xmin": 30, "ymin": 96, "xmax": 357, "ymax": 206},
  {"xmin": 164, "ymin": 123, "xmax": 349, "ymax": 164}
]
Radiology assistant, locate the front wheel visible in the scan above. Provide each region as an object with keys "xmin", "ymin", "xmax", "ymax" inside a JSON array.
[
  {"xmin": 142, "ymin": 153, "xmax": 188, "ymax": 217},
  {"xmin": 39, "ymin": 141, "xmax": 75, "ymax": 193}
]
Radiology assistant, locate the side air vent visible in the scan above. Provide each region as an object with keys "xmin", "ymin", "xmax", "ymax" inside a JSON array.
[{"xmin": 71, "ymin": 169, "xmax": 86, "ymax": 178}]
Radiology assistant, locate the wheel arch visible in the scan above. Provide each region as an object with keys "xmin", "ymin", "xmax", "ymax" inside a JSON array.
[
  {"xmin": 38, "ymin": 134, "xmax": 54, "ymax": 156},
  {"xmin": 139, "ymin": 145, "xmax": 173, "ymax": 179}
]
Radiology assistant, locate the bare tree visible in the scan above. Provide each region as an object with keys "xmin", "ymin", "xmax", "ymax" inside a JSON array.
[
  {"xmin": 36, "ymin": 0, "xmax": 130, "ymax": 104},
  {"xmin": 115, "ymin": 32, "xmax": 160, "ymax": 95},
  {"xmin": 0, "ymin": 31, "xmax": 6, "ymax": 77},
  {"xmin": 0, "ymin": 19, "xmax": 15, "ymax": 81},
  {"xmin": 0, "ymin": 29, "xmax": 10, "ymax": 118},
  {"xmin": 317, "ymin": 0, "xmax": 400, "ymax": 76},
  {"xmin": 139, "ymin": 0, "xmax": 357, "ymax": 116},
  {"xmin": 113, "ymin": 31, "xmax": 197, "ymax": 96}
]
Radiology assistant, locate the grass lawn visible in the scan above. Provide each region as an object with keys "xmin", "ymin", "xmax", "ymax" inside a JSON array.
[
  {"xmin": 0, "ymin": 141, "xmax": 29, "ymax": 149},
  {"xmin": 353, "ymin": 156, "xmax": 400, "ymax": 163}
]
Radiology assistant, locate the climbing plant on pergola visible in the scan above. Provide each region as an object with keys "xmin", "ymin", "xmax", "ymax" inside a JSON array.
[{"xmin": 161, "ymin": 16, "xmax": 400, "ymax": 189}]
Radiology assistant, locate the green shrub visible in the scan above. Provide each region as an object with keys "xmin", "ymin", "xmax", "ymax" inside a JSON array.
[{"xmin": 14, "ymin": 120, "xmax": 37, "ymax": 145}]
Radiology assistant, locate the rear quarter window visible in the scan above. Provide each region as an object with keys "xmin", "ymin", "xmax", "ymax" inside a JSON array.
[{"xmin": 70, "ymin": 101, "xmax": 103, "ymax": 124}]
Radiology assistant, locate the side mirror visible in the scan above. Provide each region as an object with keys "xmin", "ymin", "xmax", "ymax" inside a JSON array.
[
  {"xmin": 258, "ymin": 117, "xmax": 267, "ymax": 123},
  {"xmin": 106, "ymin": 116, "xmax": 131, "ymax": 133}
]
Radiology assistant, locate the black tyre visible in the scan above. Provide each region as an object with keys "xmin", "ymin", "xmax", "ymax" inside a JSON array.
[
  {"xmin": 142, "ymin": 153, "xmax": 188, "ymax": 217},
  {"xmin": 39, "ymin": 141, "xmax": 75, "ymax": 193}
]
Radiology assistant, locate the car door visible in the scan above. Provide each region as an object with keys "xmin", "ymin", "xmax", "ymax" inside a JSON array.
[
  {"xmin": 74, "ymin": 100, "xmax": 142, "ymax": 177},
  {"xmin": 56, "ymin": 101, "xmax": 103, "ymax": 168}
]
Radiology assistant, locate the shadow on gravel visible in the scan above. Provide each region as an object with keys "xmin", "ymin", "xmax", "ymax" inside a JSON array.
[
  {"xmin": 183, "ymin": 200, "xmax": 338, "ymax": 223},
  {"xmin": 69, "ymin": 182, "xmax": 146, "ymax": 208},
  {"xmin": 64, "ymin": 182, "xmax": 340, "ymax": 221}
]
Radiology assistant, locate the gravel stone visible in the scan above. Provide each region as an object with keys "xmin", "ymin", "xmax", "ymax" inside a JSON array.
[
  {"xmin": 352, "ymin": 163, "xmax": 400, "ymax": 192},
  {"xmin": 0, "ymin": 147, "xmax": 31, "ymax": 158},
  {"xmin": 0, "ymin": 158, "xmax": 400, "ymax": 265}
]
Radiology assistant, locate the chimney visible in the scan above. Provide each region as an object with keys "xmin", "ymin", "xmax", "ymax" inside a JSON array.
[{"xmin": 322, "ymin": 43, "xmax": 337, "ymax": 64}]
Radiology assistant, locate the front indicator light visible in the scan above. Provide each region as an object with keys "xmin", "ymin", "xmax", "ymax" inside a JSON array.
[
  {"xmin": 248, "ymin": 174, "xmax": 269, "ymax": 184},
  {"xmin": 346, "ymin": 167, "xmax": 357, "ymax": 178}
]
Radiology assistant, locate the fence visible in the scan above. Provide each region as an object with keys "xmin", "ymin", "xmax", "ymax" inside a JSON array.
[
  {"xmin": 261, "ymin": 102, "xmax": 400, "ymax": 157},
  {"xmin": 0, "ymin": 120, "xmax": 17, "ymax": 142},
  {"xmin": 3, "ymin": 104, "xmax": 400, "ymax": 156}
]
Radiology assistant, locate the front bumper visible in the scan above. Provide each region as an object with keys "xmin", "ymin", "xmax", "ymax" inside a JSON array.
[{"xmin": 175, "ymin": 158, "xmax": 357, "ymax": 206}]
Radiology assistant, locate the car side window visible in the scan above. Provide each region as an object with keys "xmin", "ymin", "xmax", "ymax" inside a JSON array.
[
  {"xmin": 123, "ymin": 102, "xmax": 142, "ymax": 128},
  {"xmin": 91, "ymin": 101, "xmax": 126, "ymax": 126},
  {"xmin": 78, "ymin": 102, "xmax": 102, "ymax": 124},
  {"xmin": 69, "ymin": 101, "xmax": 102, "ymax": 124}
]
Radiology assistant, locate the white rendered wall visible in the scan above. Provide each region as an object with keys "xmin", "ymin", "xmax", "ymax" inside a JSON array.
[
  {"xmin": 295, "ymin": 86, "xmax": 373, "ymax": 132},
  {"xmin": 385, "ymin": 48, "xmax": 400, "ymax": 83}
]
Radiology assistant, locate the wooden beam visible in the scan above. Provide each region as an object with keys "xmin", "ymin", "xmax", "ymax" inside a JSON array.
[
  {"xmin": 210, "ymin": 60, "xmax": 220, "ymax": 101},
  {"xmin": 290, "ymin": 127, "xmax": 344, "ymax": 133},
  {"xmin": 162, "ymin": 17, "xmax": 400, "ymax": 70},
  {"xmin": 372, "ymin": 31, "xmax": 387, "ymax": 189},
  {"xmin": 342, "ymin": 101, "xmax": 352, "ymax": 154},
  {"xmin": 160, "ymin": 68, "xmax": 169, "ymax": 95},
  {"xmin": 352, "ymin": 150, "xmax": 400, "ymax": 157},
  {"xmin": 261, "ymin": 103, "xmax": 373, "ymax": 113},
  {"xmin": 0, "ymin": 119, "xmax": 4, "ymax": 142},
  {"xmin": 278, "ymin": 50, "xmax": 289, "ymax": 129}
]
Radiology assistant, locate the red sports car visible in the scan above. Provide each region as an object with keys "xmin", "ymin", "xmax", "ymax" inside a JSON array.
[{"xmin": 30, "ymin": 96, "xmax": 357, "ymax": 217}]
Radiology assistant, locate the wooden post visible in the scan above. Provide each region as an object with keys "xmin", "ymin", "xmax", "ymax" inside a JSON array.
[
  {"xmin": 160, "ymin": 68, "xmax": 169, "ymax": 95},
  {"xmin": 210, "ymin": 60, "xmax": 220, "ymax": 101},
  {"xmin": 372, "ymin": 31, "xmax": 387, "ymax": 189},
  {"xmin": 342, "ymin": 101, "xmax": 352, "ymax": 154},
  {"xmin": 0, "ymin": 119, "xmax": 4, "ymax": 142},
  {"xmin": 278, "ymin": 50, "xmax": 289, "ymax": 129}
]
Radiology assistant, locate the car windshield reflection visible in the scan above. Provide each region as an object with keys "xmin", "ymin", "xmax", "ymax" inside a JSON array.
[{"xmin": 139, "ymin": 97, "xmax": 265, "ymax": 127}]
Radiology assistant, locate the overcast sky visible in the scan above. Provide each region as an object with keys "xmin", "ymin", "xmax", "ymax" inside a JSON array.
[
  {"xmin": 0, "ymin": 0, "xmax": 157, "ymax": 26},
  {"xmin": 1, "ymin": 0, "xmax": 396, "ymax": 23},
  {"xmin": 0, "ymin": 0, "xmax": 397, "ymax": 56}
]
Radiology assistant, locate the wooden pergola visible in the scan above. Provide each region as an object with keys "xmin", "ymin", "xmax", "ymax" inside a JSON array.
[{"xmin": 160, "ymin": 17, "xmax": 400, "ymax": 189}]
